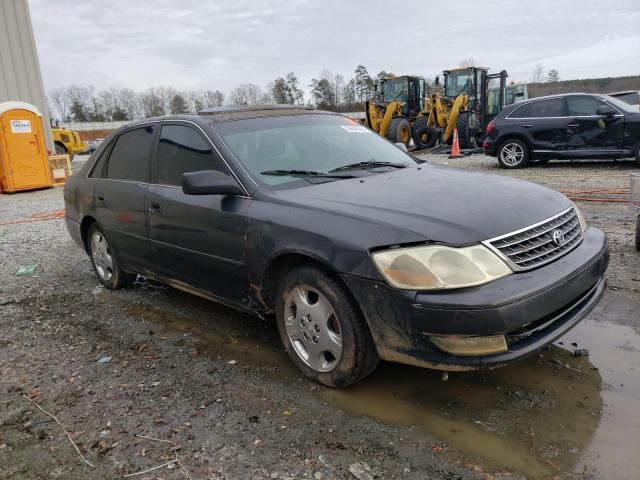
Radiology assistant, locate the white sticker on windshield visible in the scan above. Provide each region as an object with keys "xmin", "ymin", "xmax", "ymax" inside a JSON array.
[{"xmin": 341, "ymin": 125, "xmax": 370, "ymax": 133}]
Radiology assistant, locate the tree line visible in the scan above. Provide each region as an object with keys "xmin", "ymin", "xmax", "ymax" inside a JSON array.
[
  {"xmin": 48, "ymin": 65, "xmax": 396, "ymax": 122},
  {"xmin": 50, "ymin": 61, "xmax": 572, "ymax": 122}
]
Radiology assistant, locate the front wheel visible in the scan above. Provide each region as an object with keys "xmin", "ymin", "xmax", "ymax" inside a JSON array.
[
  {"xmin": 497, "ymin": 139, "xmax": 530, "ymax": 168},
  {"xmin": 386, "ymin": 117, "xmax": 411, "ymax": 147},
  {"xmin": 275, "ymin": 266, "xmax": 379, "ymax": 387},
  {"xmin": 87, "ymin": 223, "xmax": 136, "ymax": 289}
]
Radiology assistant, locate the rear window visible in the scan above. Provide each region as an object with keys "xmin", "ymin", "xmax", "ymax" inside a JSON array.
[{"xmin": 105, "ymin": 127, "xmax": 154, "ymax": 182}]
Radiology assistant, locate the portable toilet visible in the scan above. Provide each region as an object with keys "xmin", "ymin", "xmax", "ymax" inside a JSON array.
[{"xmin": 0, "ymin": 101, "xmax": 53, "ymax": 193}]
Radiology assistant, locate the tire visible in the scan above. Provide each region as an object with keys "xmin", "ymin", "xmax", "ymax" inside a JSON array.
[
  {"xmin": 455, "ymin": 111, "xmax": 478, "ymax": 149},
  {"xmin": 386, "ymin": 117, "xmax": 411, "ymax": 147},
  {"xmin": 412, "ymin": 116, "xmax": 438, "ymax": 150},
  {"xmin": 497, "ymin": 138, "xmax": 530, "ymax": 169},
  {"xmin": 635, "ymin": 140, "xmax": 640, "ymax": 164},
  {"xmin": 87, "ymin": 223, "xmax": 136, "ymax": 289},
  {"xmin": 54, "ymin": 143, "xmax": 67, "ymax": 155},
  {"xmin": 275, "ymin": 265, "xmax": 379, "ymax": 387}
]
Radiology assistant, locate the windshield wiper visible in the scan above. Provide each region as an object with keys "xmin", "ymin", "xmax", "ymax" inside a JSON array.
[
  {"xmin": 329, "ymin": 160, "xmax": 408, "ymax": 173},
  {"xmin": 261, "ymin": 169, "xmax": 356, "ymax": 178}
]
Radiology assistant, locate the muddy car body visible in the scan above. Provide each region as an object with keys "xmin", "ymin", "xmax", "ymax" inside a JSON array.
[{"xmin": 63, "ymin": 106, "xmax": 609, "ymax": 386}]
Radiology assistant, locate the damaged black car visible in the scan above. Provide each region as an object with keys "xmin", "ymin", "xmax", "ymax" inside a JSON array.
[{"xmin": 63, "ymin": 105, "xmax": 609, "ymax": 387}]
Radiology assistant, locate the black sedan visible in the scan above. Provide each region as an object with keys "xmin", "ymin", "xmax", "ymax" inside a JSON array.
[
  {"xmin": 63, "ymin": 105, "xmax": 609, "ymax": 387},
  {"xmin": 483, "ymin": 93, "xmax": 640, "ymax": 168}
]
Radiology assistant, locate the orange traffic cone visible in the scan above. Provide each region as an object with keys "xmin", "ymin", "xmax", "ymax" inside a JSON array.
[{"xmin": 449, "ymin": 128, "xmax": 462, "ymax": 159}]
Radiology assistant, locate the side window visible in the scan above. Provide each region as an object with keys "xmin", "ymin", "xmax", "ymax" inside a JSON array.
[
  {"xmin": 567, "ymin": 96, "xmax": 607, "ymax": 116},
  {"xmin": 156, "ymin": 125, "xmax": 229, "ymax": 186},
  {"xmin": 88, "ymin": 143, "xmax": 110, "ymax": 178},
  {"xmin": 527, "ymin": 99, "xmax": 565, "ymax": 118},
  {"xmin": 105, "ymin": 127, "xmax": 154, "ymax": 182},
  {"xmin": 511, "ymin": 103, "xmax": 531, "ymax": 118}
]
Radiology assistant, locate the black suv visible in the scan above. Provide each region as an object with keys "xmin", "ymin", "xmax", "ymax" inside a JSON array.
[{"xmin": 483, "ymin": 93, "xmax": 640, "ymax": 168}]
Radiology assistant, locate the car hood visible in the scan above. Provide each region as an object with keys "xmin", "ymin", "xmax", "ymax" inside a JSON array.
[{"xmin": 271, "ymin": 165, "xmax": 572, "ymax": 245}]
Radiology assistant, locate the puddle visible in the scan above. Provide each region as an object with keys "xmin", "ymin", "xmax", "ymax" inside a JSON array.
[
  {"xmin": 96, "ymin": 287, "xmax": 639, "ymax": 479},
  {"xmin": 321, "ymin": 319, "xmax": 640, "ymax": 479}
]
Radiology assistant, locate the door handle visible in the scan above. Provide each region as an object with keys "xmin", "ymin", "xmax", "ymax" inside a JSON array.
[
  {"xmin": 567, "ymin": 123, "xmax": 579, "ymax": 128},
  {"xmin": 149, "ymin": 202, "xmax": 162, "ymax": 215},
  {"xmin": 521, "ymin": 124, "xmax": 533, "ymax": 128}
]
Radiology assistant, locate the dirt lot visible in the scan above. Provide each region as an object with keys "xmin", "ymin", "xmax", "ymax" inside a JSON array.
[{"xmin": 1, "ymin": 154, "xmax": 639, "ymax": 480}]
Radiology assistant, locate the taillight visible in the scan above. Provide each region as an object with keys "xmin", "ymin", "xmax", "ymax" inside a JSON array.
[{"xmin": 486, "ymin": 121, "xmax": 496, "ymax": 134}]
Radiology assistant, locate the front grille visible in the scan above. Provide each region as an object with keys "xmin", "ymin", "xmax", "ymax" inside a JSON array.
[{"xmin": 484, "ymin": 207, "xmax": 583, "ymax": 271}]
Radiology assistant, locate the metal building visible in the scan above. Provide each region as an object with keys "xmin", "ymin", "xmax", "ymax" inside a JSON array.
[{"xmin": 0, "ymin": 0, "xmax": 53, "ymax": 150}]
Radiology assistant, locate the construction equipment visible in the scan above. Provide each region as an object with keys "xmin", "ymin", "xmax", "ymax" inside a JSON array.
[
  {"xmin": 365, "ymin": 75, "xmax": 437, "ymax": 149},
  {"xmin": 365, "ymin": 69, "xmax": 524, "ymax": 150},
  {"xmin": 426, "ymin": 66, "xmax": 511, "ymax": 149},
  {"xmin": 52, "ymin": 126, "xmax": 87, "ymax": 158}
]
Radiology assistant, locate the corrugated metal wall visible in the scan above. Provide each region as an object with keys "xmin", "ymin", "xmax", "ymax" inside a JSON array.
[{"xmin": 0, "ymin": 0, "xmax": 53, "ymax": 150}]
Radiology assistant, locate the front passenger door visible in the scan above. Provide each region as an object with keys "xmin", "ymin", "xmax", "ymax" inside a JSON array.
[
  {"xmin": 147, "ymin": 123, "xmax": 251, "ymax": 305},
  {"xmin": 565, "ymin": 95, "xmax": 624, "ymax": 156}
]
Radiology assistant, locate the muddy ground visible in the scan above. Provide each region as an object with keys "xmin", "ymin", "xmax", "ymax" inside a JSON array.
[{"xmin": 1, "ymin": 154, "xmax": 638, "ymax": 480}]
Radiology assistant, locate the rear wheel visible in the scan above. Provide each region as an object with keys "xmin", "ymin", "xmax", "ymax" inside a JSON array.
[
  {"xmin": 497, "ymin": 138, "xmax": 530, "ymax": 169},
  {"xmin": 275, "ymin": 266, "xmax": 379, "ymax": 387},
  {"xmin": 87, "ymin": 223, "xmax": 136, "ymax": 289},
  {"xmin": 54, "ymin": 143, "xmax": 67, "ymax": 155},
  {"xmin": 386, "ymin": 117, "xmax": 411, "ymax": 147},
  {"xmin": 412, "ymin": 116, "xmax": 437, "ymax": 150}
]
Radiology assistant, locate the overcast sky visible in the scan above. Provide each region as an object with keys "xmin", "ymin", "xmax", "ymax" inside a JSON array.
[{"xmin": 30, "ymin": 0, "xmax": 640, "ymax": 98}]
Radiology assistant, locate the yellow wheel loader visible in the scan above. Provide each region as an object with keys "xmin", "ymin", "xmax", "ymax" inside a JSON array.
[
  {"xmin": 427, "ymin": 67, "xmax": 512, "ymax": 149},
  {"xmin": 365, "ymin": 76, "xmax": 438, "ymax": 149},
  {"xmin": 52, "ymin": 127, "xmax": 87, "ymax": 158}
]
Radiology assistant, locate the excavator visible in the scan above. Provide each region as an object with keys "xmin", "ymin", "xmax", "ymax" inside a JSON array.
[{"xmin": 365, "ymin": 67, "xmax": 519, "ymax": 149}]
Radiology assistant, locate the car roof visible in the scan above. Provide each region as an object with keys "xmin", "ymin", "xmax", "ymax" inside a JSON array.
[
  {"xmin": 111, "ymin": 105, "xmax": 340, "ymax": 131},
  {"xmin": 517, "ymin": 92, "xmax": 611, "ymax": 104}
]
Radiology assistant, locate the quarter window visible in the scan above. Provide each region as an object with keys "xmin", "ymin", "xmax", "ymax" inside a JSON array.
[
  {"xmin": 566, "ymin": 96, "xmax": 607, "ymax": 116},
  {"xmin": 105, "ymin": 127, "xmax": 154, "ymax": 182},
  {"xmin": 156, "ymin": 125, "xmax": 229, "ymax": 186}
]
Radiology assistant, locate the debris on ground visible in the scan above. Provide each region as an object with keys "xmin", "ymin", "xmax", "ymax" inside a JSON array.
[
  {"xmin": 97, "ymin": 356, "xmax": 112, "ymax": 363},
  {"xmin": 349, "ymin": 462, "xmax": 373, "ymax": 480},
  {"xmin": 573, "ymin": 349, "xmax": 590, "ymax": 357},
  {"xmin": 15, "ymin": 264, "xmax": 38, "ymax": 276}
]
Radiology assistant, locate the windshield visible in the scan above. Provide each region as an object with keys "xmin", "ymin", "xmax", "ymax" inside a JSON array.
[
  {"xmin": 383, "ymin": 78, "xmax": 407, "ymax": 103},
  {"xmin": 605, "ymin": 95, "xmax": 640, "ymax": 112},
  {"xmin": 212, "ymin": 114, "xmax": 417, "ymax": 187},
  {"xmin": 445, "ymin": 72, "xmax": 474, "ymax": 98}
]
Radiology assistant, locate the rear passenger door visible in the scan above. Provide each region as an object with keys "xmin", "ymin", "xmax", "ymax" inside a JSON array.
[
  {"xmin": 147, "ymin": 122, "xmax": 251, "ymax": 304},
  {"xmin": 94, "ymin": 125, "xmax": 155, "ymax": 274},
  {"xmin": 565, "ymin": 95, "xmax": 624, "ymax": 156},
  {"xmin": 509, "ymin": 98, "xmax": 570, "ymax": 154}
]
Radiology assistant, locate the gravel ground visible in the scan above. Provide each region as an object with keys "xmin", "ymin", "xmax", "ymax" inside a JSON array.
[{"xmin": 1, "ymin": 154, "xmax": 639, "ymax": 480}]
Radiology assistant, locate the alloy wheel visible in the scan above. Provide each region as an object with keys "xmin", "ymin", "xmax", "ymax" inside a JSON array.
[
  {"xmin": 500, "ymin": 142, "xmax": 525, "ymax": 167},
  {"xmin": 284, "ymin": 285, "xmax": 343, "ymax": 372},
  {"xmin": 91, "ymin": 231, "xmax": 113, "ymax": 281}
]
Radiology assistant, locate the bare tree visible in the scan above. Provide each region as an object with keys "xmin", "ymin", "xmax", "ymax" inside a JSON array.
[
  {"xmin": 546, "ymin": 69, "xmax": 560, "ymax": 83},
  {"xmin": 531, "ymin": 63, "xmax": 545, "ymax": 83},
  {"xmin": 230, "ymin": 83, "xmax": 270, "ymax": 105},
  {"xmin": 460, "ymin": 57, "xmax": 476, "ymax": 68},
  {"xmin": 50, "ymin": 87, "xmax": 71, "ymax": 121}
]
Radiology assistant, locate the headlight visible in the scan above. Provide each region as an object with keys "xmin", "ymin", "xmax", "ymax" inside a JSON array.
[
  {"xmin": 372, "ymin": 244, "xmax": 512, "ymax": 290},
  {"xmin": 572, "ymin": 202, "xmax": 587, "ymax": 232}
]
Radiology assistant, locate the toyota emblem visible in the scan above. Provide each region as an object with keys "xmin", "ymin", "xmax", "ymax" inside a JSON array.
[{"xmin": 551, "ymin": 229, "xmax": 565, "ymax": 246}]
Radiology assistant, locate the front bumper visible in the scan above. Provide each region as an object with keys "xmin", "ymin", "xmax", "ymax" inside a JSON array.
[{"xmin": 342, "ymin": 227, "xmax": 609, "ymax": 370}]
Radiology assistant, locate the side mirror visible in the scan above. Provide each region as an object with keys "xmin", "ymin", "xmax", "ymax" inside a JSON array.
[
  {"xmin": 596, "ymin": 105, "xmax": 615, "ymax": 117},
  {"xmin": 395, "ymin": 142, "xmax": 408, "ymax": 152},
  {"xmin": 181, "ymin": 170, "xmax": 244, "ymax": 196}
]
